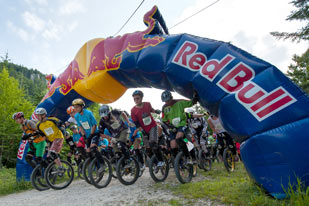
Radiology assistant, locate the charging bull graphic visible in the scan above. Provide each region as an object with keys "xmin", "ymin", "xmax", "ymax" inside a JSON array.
[{"xmin": 34, "ymin": 5, "xmax": 309, "ymax": 198}]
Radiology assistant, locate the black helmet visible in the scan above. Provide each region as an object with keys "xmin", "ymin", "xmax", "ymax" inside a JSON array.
[
  {"xmin": 161, "ymin": 90, "xmax": 172, "ymax": 102},
  {"xmin": 132, "ymin": 90, "xmax": 143, "ymax": 98},
  {"xmin": 99, "ymin": 105, "xmax": 110, "ymax": 117}
]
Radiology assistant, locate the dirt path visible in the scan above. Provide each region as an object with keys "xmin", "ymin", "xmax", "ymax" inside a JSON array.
[{"xmin": 0, "ymin": 169, "xmax": 222, "ymax": 206}]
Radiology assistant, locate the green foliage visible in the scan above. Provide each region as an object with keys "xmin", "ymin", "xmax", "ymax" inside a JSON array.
[
  {"xmin": 0, "ymin": 55, "xmax": 47, "ymax": 106},
  {"xmin": 287, "ymin": 49, "xmax": 309, "ymax": 94},
  {"xmin": 87, "ymin": 103, "xmax": 101, "ymax": 123},
  {"xmin": 271, "ymin": 0, "xmax": 309, "ymax": 42},
  {"xmin": 0, "ymin": 68, "xmax": 34, "ymax": 167}
]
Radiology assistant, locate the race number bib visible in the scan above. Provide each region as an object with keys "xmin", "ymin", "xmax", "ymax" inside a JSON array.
[
  {"xmin": 110, "ymin": 121, "xmax": 121, "ymax": 130},
  {"xmin": 186, "ymin": 141, "xmax": 194, "ymax": 152},
  {"xmin": 68, "ymin": 141, "xmax": 74, "ymax": 146},
  {"xmin": 81, "ymin": 121, "xmax": 90, "ymax": 130},
  {"xmin": 142, "ymin": 116, "xmax": 152, "ymax": 126},
  {"xmin": 172, "ymin": 117, "xmax": 181, "ymax": 127},
  {"xmin": 44, "ymin": 127, "xmax": 54, "ymax": 136}
]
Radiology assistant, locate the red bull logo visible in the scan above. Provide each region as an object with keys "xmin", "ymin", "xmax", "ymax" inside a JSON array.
[
  {"xmin": 88, "ymin": 6, "xmax": 165, "ymax": 76},
  {"xmin": 40, "ymin": 60, "xmax": 84, "ymax": 102}
]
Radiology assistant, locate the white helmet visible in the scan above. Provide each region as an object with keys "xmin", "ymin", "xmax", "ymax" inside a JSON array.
[
  {"xmin": 35, "ymin": 108, "xmax": 47, "ymax": 115},
  {"xmin": 186, "ymin": 108, "xmax": 194, "ymax": 114}
]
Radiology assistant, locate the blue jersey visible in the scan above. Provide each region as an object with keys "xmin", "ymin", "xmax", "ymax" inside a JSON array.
[
  {"xmin": 74, "ymin": 109, "xmax": 98, "ymax": 138},
  {"xmin": 104, "ymin": 128, "xmax": 112, "ymax": 137},
  {"xmin": 72, "ymin": 133, "xmax": 81, "ymax": 143}
]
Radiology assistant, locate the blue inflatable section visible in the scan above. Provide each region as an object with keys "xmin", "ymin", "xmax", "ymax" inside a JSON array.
[{"xmin": 16, "ymin": 140, "xmax": 33, "ymax": 181}]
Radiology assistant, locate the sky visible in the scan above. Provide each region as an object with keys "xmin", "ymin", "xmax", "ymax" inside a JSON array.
[{"xmin": 0, "ymin": 0, "xmax": 308, "ymax": 112}]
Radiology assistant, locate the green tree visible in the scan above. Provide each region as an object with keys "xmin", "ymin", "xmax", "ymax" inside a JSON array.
[
  {"xmin": 287, "ymin": 49, "xmax": 309, "ymax": 93},
  {"xmin": 0, "ymin": 68, "xmax": 34, "ymax": 168},
  {"xmin": 271, "ymin": 0, "xmax": 309, "ymax": 42}
]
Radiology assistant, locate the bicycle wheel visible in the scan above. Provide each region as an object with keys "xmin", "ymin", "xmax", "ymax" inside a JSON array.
[
  {"xmin": 109, "ymin": 156, "xmax": 118, "ymax": 179},
  {"xmin": 44, "ymin": 160, "xmax": 74, "ymax": 190},
  {"xmin": 174, "ymin": 151, "xmax": 193, "ymax": 184},
  {"xmin": 116, "ymin": 156, "xmax": 140, "ymax": 185},
  {"xmin": 82, "ymin": 158, "xmax": 93, "ymax": 184},
  {"xmin": 88, "ymin": 157, "xmax": 112, "ymax": 189},
  {"xmin": 149, "ymin": 155, "xmax": 169, "ymax": 183},
  {"xmin": 223, "ymin": 148, "xmax": 235, "ymax": 172},
  {"xmin": 77, "ymin": 160, "xmax": 84, "ymax": 179},
  {"xmin": 198, "ymin": 150, "xmax": 212, "ymax": 171},
  {"xmin": 30, "ymin": 165, "xmax": 49, "ymax": 191}
]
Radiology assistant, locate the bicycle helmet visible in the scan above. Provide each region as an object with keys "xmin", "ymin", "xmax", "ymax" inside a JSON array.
[
  {"xmin": 70, "ymin": 125, "xmax": 78, "ymax": 130},
  {"xmin": 186, "ymin": 108, "xmax": 194, "ymax": 114},
  {"xmin": 66, "ymin": 106, "xmax": 75, "ymax": 114},
  {"xmin": 161, "ymin": 90, "xmax": 172, "ymax": 102},
  {"xmin": 35, "ymin": 108, "xmax": 47, "ymax": 115},
  {"xmin": 72, "ymin": 98, "xmax": 85, "ymax": 107},
  {"xmin": 132, "ymin": 90, "xmax": 143, "ymax": 98},
  {"xmin": 12, "ymin": 112, "xmax": 24, "ymax": 120},
  {"xmin": 99, "ymin": 105, "xmax": 110, "ymax": 117},
  {"xmin": 64, "ymin": 131, "xmax": 70, "ymax": 137}
]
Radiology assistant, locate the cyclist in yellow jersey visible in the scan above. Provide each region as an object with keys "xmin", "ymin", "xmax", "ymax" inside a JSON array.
[{"xmin": 35, "ymin": 108, "xmax": 64, "ymax": 166}]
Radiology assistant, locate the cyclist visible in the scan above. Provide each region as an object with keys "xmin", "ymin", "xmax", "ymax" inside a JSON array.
[
  {"xmin": 70, "ymin": 125, "xmax": 82, "ymax": 145},
  {"xmin": 98, "ymin": 105, "xmax": 131, "ymax": 160},
  {"xmin": 65, "ymin": 106, "xmax": 77, "ymax": 127},
  {"xmin": 130, "ymin": 90, "xmax": 164, "ymax": 167},
  {"xmin": 207, "ymin": 114, "xmax": 236, "ymax": 158},
  {"xmin": 35, "ymin": 108, "xmax": 64, "ymax": 167},
  {"xmin": 161, "ymin": 90, "xmax": 199, "ymax": 164},
  {"xmin": 72, "ymin": 98, "xmax": 105, "ymax": 172},
  {"xmin": 13, "ymin": 112, "xmax": 46, "ymax": 168},
  {"xmin": 186, "ymin": 108, "xmax": 208, "ymax": 151}
]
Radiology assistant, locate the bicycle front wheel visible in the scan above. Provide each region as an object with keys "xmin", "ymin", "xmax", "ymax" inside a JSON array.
[
  {"xmin": 30, "ymin": 165, "xmax": 49, "ymax": 191},
  {"xmin": 88, "ymin": 157, "xmax": 112, "ymax": 189},
  {"xmin": 116, "ymin": 156, "xmax": 140, "ymax": 185},
  {"xmin": 174, "ymin": 151, "xmax": 193, "ymax": 184},
  {"xmin": 44, "ymin": 160, "xmax": 74, "ymax": 190},
  {"xmin": 198, "ymin": 150, "xmax": 212, "ymax": 171},
  {"xmin": 149, "ymin": 155, "xmax": 169, "ymax": 183},
  {"xmin": 223, "ymin": 148, "xmax": 235, "ymax": 172}
]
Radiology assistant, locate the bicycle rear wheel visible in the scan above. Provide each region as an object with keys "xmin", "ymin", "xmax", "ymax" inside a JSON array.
[
  {"xmin": 30, "ymin": 165, "xmax": 49, "ymax": 191},
  {"xmin": 223, "ymin": 148, "xmax": 235, "ymax": 172},
  {"xmin": 44, "ymin": 160, "xmax": 74, "ymax": 190},
  {"xmin": 198, "ymin": 150, "xmax": 212, "ymax": 171},
  {"xmin": 149, "ymin": 155, "xmax": 169, "ymax": 182},
  {"xmin": 174, "ymin": 151, "xmax": 193, "ymax": 184},
  {"xmin": 116, "ymin": 156, "xmax": 140, "ymax": 185},
  {"xmin": 88, "ymin": 157, "xmax": 112, "ymax": 189}
]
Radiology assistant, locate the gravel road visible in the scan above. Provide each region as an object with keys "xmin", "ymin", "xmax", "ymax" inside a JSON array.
[{"xmin": 0, "ymin": 169, "xmax": 223, "ymax": 206}]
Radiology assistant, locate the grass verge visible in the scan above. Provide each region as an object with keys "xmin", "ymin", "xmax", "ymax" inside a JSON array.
[
  {"xmin": 0, "ymin": 167, "xmax": 32, "ymax": 196},
  {"xmin": 155, "ymin": 162, "xmax": 309, "ymax": 206}
]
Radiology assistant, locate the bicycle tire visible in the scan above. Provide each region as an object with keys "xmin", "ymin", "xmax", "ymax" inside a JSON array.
[
  {"xmin": 88, "ymin": 157, "xmax": 112, "ymax": 189},
  {"xmin": 149, "ymin": 155, "xmax": 169, "ymax": 182},
  {"xmin": 198, "ymin": 149, "xmax": 212, "ymax": 171},
  {"xmin": 30, "ymin": 165, "xmax": 50, "ymax": 191},
  {"xmin": 223, "ymin": 148, "xmax": 235, "ymax": 172},
  {"xmin": 174, "ymin": 151, "xmax": 193, "ymax": 184},
  {"xmin": 116, "ymin": 156, "xmax": 140, "ymax": 185},
  {"xmin": 82, "ymin": 158, "xmax": 93, "ymax": 184},
  {"xmin": 44, "ymin": 160, "xmax": 74, "ymax": 190}
]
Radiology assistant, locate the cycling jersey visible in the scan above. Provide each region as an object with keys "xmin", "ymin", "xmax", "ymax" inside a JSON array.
[
  {"xmin": 125, "ymin": 118, "xmax": 141, "ymax": 142},
  {"xmin": 162, "ymin": 99, "xmax": 193, "ymax": 128},
  {"xmin": 67, "ymin": 116, "xmax": 77, "ymax": 125},
  {"xmin": 37, "ymin": 117, "xmax": 64, "ymax": 142},
  {"xmin": 72, "ymin": 132, "xmax": 81, "ymax": 143},
  {"xmin": 99, "ymin": 109, "xmax": 128, "ymax": 137},
  {"xmin": 65, "ymin": 136, "xmax": 76, "ymax": 151},
  {"xmin": 131, "ymin": 102, "xmax": 156, "ymax": 133},
  {"xmin": 74, "ymin": 109, "xmax": 98, "ymax": 138},
  {"xmin": 22, "ymin": 119, "xmax": 45, "ymax": 143},
  {"xmin": 187, "ymin": 114, "xmax": 208, "ymax": 138}
]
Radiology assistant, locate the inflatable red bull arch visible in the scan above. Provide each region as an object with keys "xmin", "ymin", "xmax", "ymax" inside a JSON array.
[{"xmin": 31, "ymin": 5, "xmax": 309, "ymax": 198}]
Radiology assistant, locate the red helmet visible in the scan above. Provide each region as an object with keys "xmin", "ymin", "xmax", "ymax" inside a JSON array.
[
  {"xmin": 66, "ymin": 106, "xmax": 75, "ymax": 114},
  {"xmin": 12, "ymin": 112, "xmax": 24, "ymax": 120}
]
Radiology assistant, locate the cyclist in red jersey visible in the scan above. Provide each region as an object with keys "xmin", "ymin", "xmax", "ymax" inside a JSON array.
[{"xmin": 130, "ymin": 90, "xmax": 164, "ymax": 166}]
